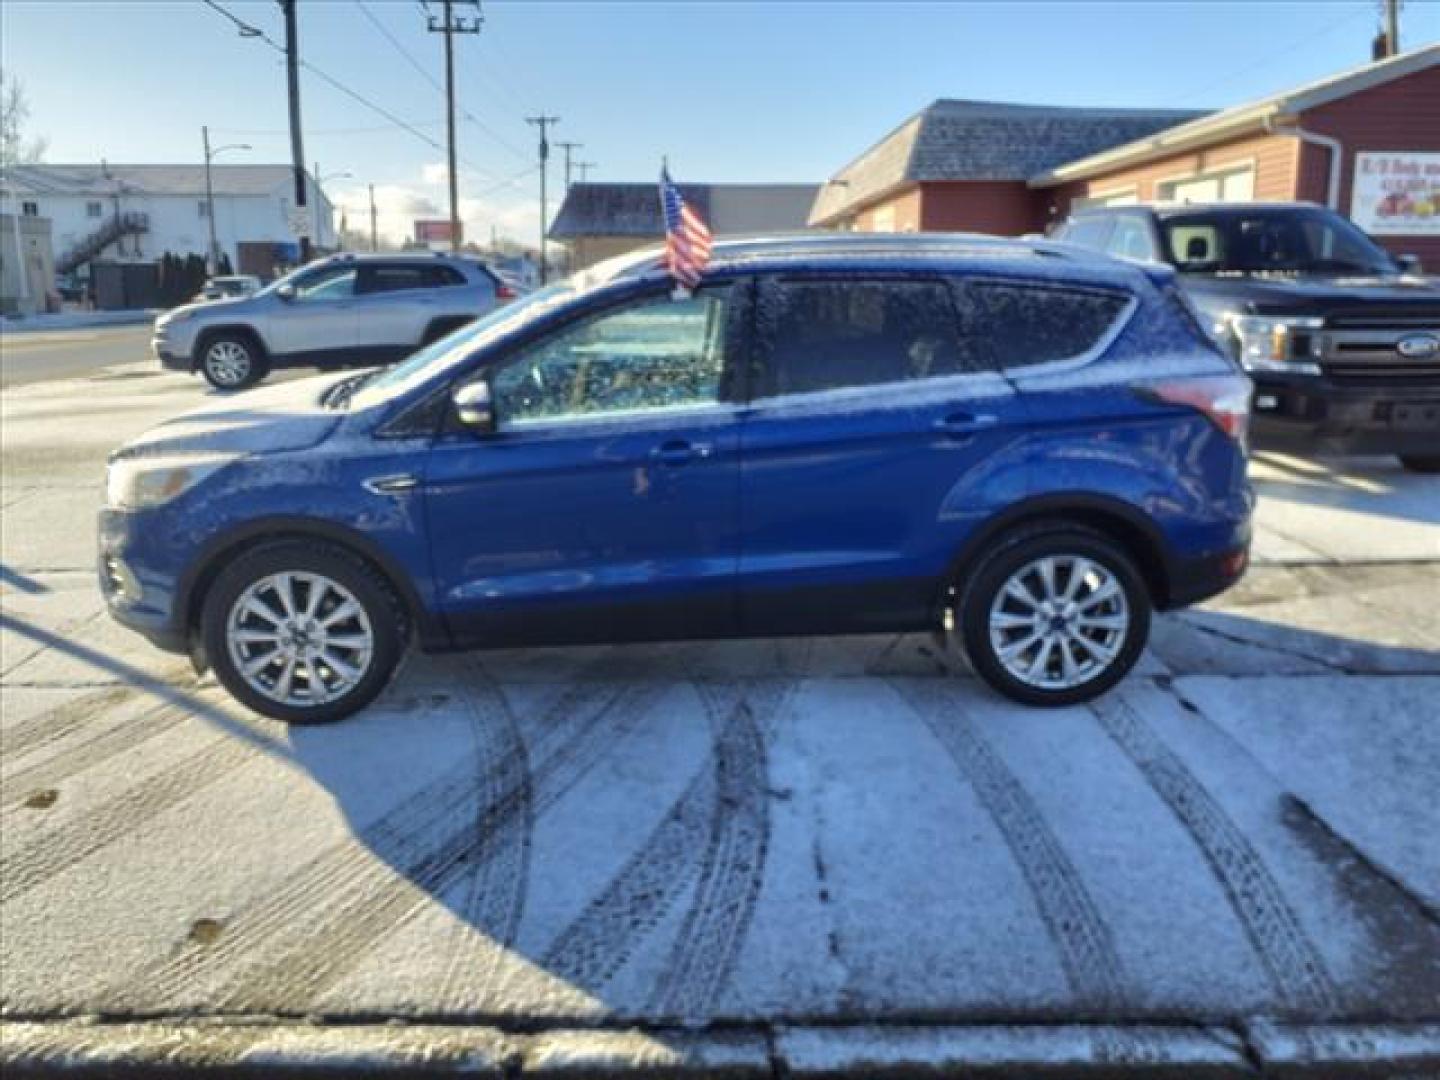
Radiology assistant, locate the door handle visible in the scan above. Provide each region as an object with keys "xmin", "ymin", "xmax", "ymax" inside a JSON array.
[
  {"xmin": 935, "ymin": 412, "xmax": 1000, "ymax": 436},
  {"xmin": 650, "ymin": 439, "xmax": 711, "ymax": 466}
]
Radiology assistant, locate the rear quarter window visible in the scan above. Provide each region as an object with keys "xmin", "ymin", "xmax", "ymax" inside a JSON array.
[{"xmin": 952, "ymin": 280, "xmax": 1132, "ymax": 371}]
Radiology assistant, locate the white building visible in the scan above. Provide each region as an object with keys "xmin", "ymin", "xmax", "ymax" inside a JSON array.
[{"xmin": 1, "ymin": 163, "xmax": 338, "ymax": 283}]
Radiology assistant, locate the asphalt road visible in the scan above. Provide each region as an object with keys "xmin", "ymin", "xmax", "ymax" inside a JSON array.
[
  {"xmin": 2, "ymin": 362, "xmax": 1438, "ymax": 1076},
  {"xmin": 0, "ymin": 324, "xmax": 154, "ymax": 389}
]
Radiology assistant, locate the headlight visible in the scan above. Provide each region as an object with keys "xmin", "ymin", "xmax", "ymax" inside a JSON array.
[
  {"xmin": 159, "ymin": 308, "xmax": 198, "ymax": 326},
  {"xmin": 1226, "ymin": 315, "xmax": 1324, "ymax": 375},
  {"xmin": 105, "ymin": 454, "xmax": 235, "ymax": 510}
]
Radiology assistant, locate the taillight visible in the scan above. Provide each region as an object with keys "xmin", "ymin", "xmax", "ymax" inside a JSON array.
[
  {"xmin": 496, "ymin": 283, "xmax": 517, "ymax": 301},
  {"xmin": 1136, "ymin": 374, "xmax": 1253, "ymax": 448}
]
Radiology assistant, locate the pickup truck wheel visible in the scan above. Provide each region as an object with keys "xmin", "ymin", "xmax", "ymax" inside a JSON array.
[
  {"xmin": 200, "ymin": 334, "xmax": 266, "ymax": 391},
  {"xmin": 1398, "ymin": 455, "xmax": 1440, "ymax": 474},
  {"xmin": 202, "ymin": 541, "xmax": 404, "ymax": 723},
  {"xmin": 957, "ymin": 526, "xmax": 1150, "ymax": 707}
]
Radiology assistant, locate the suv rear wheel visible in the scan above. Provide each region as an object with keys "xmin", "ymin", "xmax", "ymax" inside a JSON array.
[
  {"xmin": 1397, "ymin": 455, "xmax": 1440, "ymax": 474},
  {"xmin": 202, "ymin": 541, "xmax": 405, "ymax": 723},
  {"xmin": 200, "ymin": 333, "xmax": 267, "ymax": 391},
  {"xmin": 957, "ymin": 525, "xmax": 1150, "ymax": 707}
]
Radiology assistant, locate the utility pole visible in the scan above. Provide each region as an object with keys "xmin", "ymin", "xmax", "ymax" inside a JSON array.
[
  {"xmin": 278, "ymin": 0, "xmax": 309, "ymax": 263},
  {"xmin": 575, "ymin": 161, "xmax": 597, "ymax": 184},
  {"xmin": 1385, "ymin": 0, "xmax": 1400, "ymax": 56},
  {"xmin": 369, "ymin": 183, "xmax": 378, "ymax": 252},
  {"xmin": 203, "ymin": 126, "xmax": 250, "ymax": 275},
  {"xmin": 556, "ymin": 141, "xmax": 582, "ymax": 189},
  {"xmin": 527, "ymin": 115, "xmax": 559, "ymax": 283},
  {"xmin": 427, "ymin": 0, "xmax": 482, "ymax": 252}
]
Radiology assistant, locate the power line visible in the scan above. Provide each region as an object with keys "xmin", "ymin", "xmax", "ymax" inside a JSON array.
[
  {"xmin": 199, "ymin": 0, "xmax": 493, "ymax": 174},
  {"xmin": 1176, "ymin": 5, "xmax": 1372, "ymax": 106},
  {"xmin": 353, "ymin": 0, "xmax": 529, "ymax": 163}
]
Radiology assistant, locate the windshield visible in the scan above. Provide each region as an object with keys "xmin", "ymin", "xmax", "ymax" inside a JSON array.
[
  {"xmin": 1160, "ymin": 209, "xmax": 1397, "ymax": 276},
  {"xmin": 347, "ymin": 282, "xmax": 576, "ymax": 408}
]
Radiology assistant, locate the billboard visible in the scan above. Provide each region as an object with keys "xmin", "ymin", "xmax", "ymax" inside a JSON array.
[
  {"xmin": 1350, "ymin": 152, "xmax": 1440, "ymax": 236},
  {"xmin": 414, "ymin": 219, "xmax": 460, "ymax": 244}
]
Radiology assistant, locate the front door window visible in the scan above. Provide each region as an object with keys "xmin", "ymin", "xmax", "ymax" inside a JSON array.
[{"xmin": 491, "ymin": 288, "xmax": 731, "ymax": 426}]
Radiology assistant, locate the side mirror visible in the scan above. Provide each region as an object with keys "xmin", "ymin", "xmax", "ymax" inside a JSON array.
[
  {"xmin": 1396, "ymin": 253, "xmax": 1423, "ymax": 276},
  {"xmin": 452, "ymin": 379, "xmax": 496, "ymax": 434},
  {"xmin": 276, "ymin": 283, "xmax": 296, "ymax": 301}
]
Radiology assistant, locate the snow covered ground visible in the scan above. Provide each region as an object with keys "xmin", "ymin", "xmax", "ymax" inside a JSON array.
[{"xmin": 2, "ymin": 362, "xmax": 1438, "ymax": 1074}]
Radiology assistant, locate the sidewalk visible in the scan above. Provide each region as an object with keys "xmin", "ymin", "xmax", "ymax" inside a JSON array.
[{"xmin": 0, "ymin": 309, "xmax": 159, "ymax": 334}]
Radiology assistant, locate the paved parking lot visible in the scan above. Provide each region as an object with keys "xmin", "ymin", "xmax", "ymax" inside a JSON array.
[{"xmin": 2, "ymin": 360, "xmax": 1438, "ymax": 1075}]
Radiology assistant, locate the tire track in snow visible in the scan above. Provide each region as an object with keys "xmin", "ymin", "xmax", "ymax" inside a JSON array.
[
  {"xmin": 1091, "ymin": 696, "xmax": 1340, "ymax": 1015},
  {"xmin": 1, "ymin": 733, "xmax": 257, "ymax": 905},
  {"xmin": 645, "ymin": 680, "xmax": 790, "ymax": 1019},
  {"xmin": 1, "ymin": 697, "xmax": 189, "ymax": 807},
  {"xmin": 433, "ymin": 663, "xmax": 533, "ymax": 1012},
  {"xmin": 130, "ymin": 673, "xmax": 619, "ymax": 1002},
  {"xmin": 891, "ymin": 680, "xmax": 1130, "ymax": 1009},
  {"xmin": 542, "ymin": 679, "xmax": 782, "ymax": 1011},
  {"xmin": 0, "ymin": 687, "xmax": 138, "ymax": 762},
  {"xmin": 172, "ymin": 670, "xmax": 664, "ymax": 1011}
]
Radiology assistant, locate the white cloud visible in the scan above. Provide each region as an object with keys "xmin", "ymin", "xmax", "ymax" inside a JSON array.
[{"xmin": 330, "ymin": 163, "xmax": 541, "ymax": 248}]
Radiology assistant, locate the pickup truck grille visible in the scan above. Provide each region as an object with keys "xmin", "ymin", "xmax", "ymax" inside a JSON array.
[{"xmin": 1319, "ymin": 307, "xmax": 1440, "ymax": 385}]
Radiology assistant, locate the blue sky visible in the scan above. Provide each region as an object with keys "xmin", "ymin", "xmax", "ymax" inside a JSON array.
[{"xmin": 5, "ymin": 0, "xmax": 1438, "ymax": 245}]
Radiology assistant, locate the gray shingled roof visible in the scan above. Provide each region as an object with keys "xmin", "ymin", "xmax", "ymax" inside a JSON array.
[
  {"xmin": 3, "ymin": 164, "xmax": 302, "ymax": 198},
  {"xmin": 810, "ymin": 100, "xmax": 1207, "ymax": 224},
  {"xmin": 550, "ymin": 183, "xmax": 710, "ymax": 239},
  {"xmin": 550, "ymin": 183, "xmax": 819, "ymax": 239}
]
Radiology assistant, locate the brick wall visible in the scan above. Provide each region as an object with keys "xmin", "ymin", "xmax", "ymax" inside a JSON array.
[{"xmin": 919, "ymin": 181, "xmax": 1046, "ymax": 235}]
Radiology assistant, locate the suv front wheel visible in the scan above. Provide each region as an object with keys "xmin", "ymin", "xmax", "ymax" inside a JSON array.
[
  {"xmin": 957, "ymin": 525, "xmax": 1151, "ymax": 707},
  {"xmin": 199, "ymin": 333, "xmax": 267, "ymax": 391},
  {"xmin": 202, "ymin": 541, "xmax": 405, "ymax": 723}
]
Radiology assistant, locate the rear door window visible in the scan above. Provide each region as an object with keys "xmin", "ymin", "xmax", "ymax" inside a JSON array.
[
  {"xmin": 359, "ymin": 264, "xmax": 434, "ymax": 294},
  {"xmin": 952, "ymin": 280, "xmax": 1131, "ymax": 371},
  {"xmin": 754, "ymin": 279, "xmax": 977, "ymax": 398}
]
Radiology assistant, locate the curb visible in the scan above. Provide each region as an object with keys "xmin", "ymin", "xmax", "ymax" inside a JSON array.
[{"xmin": 4, "ymin": 1019, "xmax": 1438, "ymax": 1078}]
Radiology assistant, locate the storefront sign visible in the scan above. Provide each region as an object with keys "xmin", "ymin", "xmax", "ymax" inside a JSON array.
[{"xmin": 1351, "ymin": 152, "xmax": 1440, "ymax": 235}]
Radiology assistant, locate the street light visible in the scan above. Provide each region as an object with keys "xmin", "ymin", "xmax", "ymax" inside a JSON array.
[
  {"xmin": 313, "ymin": 166, "xmax": 354, "ymax": 250},
  {"xmin": 202, "ymin": 126, "xmax": 250, "ymax": 275}
]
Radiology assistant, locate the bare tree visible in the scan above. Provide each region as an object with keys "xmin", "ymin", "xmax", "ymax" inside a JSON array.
[{"xmin": 1, "ymin": 73, "xmax": 48, "ymax": 169}]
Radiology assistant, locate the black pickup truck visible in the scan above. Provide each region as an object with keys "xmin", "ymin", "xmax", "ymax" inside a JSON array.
[{"xmin": 1052, "ymin": 202, "xmax": 1440, "ymax": 472}]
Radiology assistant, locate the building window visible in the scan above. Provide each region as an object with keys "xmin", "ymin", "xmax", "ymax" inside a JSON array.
[
  {"xmin": 1157, "ymin": 165, "xmax": 1255, "ymax": 205},
  {"xmin": 198, "ymin": 200, "xmax": 210, "ymax": 218},
  {"xmin": 86, "ymin": 201, "xmax": 103, "ymax": 218},
  {"xmin": 21, "ymin": 201, "xmax": 39, "ymax": 217}
]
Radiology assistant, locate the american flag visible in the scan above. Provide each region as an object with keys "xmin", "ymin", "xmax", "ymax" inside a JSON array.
[{"xmin": 659, "ymin": 166, "xmax": 713, "ymax": 289}]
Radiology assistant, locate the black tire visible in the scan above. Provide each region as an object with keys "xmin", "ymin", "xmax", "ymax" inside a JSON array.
[
  {"xmin": 957, "ymin": 524, "xmax": 1151, "ymax": 708},
  {"xmin": 201, "ymin": 540, "xmax": 405, "ymax": 723},
  {"xmin": 199, "ymin": 332, "xmax": 267, "ymax": 391},
  {"xmin": 1398, "ymin": 454, "xmax": 1440, "ymax": 474}
]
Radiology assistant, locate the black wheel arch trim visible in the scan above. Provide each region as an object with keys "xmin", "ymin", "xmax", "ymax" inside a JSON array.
[
  {"xmin": 937, "ymin": 492, "xmax": 1178, "ymax": 618},
  {"xmin": 176, "ymin": 515, "xmax": 446, "ymax": 651}
]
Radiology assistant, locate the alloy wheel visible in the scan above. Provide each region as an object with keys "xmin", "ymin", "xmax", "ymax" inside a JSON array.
[
  {"xmin": 205, "ymin": 341, "xmax": 252, "ymax": 387},
  {"xmin": 987, "ymin": 554, "xmax": 1130, "ymax": 691},
  {"xmin": 225, "ymin": 571, "xmax": 375, "ymax": 708}
]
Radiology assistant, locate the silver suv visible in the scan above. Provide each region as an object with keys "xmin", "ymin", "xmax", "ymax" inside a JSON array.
[{"xmin": 153, "ymin": 253, "xmax": 517, "ymax": 390}]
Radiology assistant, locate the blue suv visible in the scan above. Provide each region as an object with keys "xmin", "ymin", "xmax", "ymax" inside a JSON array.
[{"xmin": 101, "ymin": 235, "xmax": 1253, "ymax": 722}]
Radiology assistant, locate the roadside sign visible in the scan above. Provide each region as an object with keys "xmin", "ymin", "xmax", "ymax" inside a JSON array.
[{"xmin": 287, "ymin": 206, "xmax": 312, "ymax": 239}]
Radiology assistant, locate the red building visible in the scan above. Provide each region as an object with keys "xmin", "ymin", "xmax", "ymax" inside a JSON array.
[{"xmin": 811, "ymin": 44, "xmax": 1440, "ymax": 267}]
